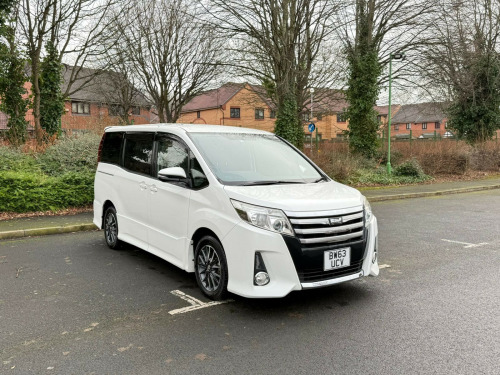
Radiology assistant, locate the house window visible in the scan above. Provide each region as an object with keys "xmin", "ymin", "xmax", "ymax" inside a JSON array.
[
  {"xmin": 445, "ymin": 121, "xmax": 448, "ymax": 129},
  {"xmin": 317, "ymin": 113, "xmax": 323, "ymax": 120},
  {"xmin": 406, "ymin": 123, "xmax": 411, "ymax": 130},
  {"xmin": 422, "ymin": 122, "xmax": 427, "ymax": 130},
  {"xmin": 197, "ymin": 111, "xmax": 200, "ymax": 119},
  {"xmin": 131, "ymin": 106, "xmax": 141, "ymax": 115},
  {"xmin": 270, "ymin": 110, "xmax": 276, "ymax": 119},
  {"xmin": 394, "ymin": 124, "xmax": 399, "ymax": 131},
  {"xmin": 71, "ymin": 101, "xmax": 90, "ymax": 115},
  {"xmin": 255, "ymin": 108, "xmax": 264, "ymax": 120},
  {"xmin": 109, "ymin": 105, "xmax": 125, "ymax": 117},
  {"xmin": 230, "ymin": 107, "xmax": 240, "ymax": 118},
  {"xmin": 435, "ymin": 122, "xmax": 441, "ymax": 129},
  {"xmin": 337, "ymin": 113, "xmax": 347, "ymax": 122}
]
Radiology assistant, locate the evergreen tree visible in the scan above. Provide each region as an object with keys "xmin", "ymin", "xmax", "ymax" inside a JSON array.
[
  {"xmin": 0, "ymin": 2, "xmax": 29, "ymax": 146},
  {"xmin": 39, "ymin": 41, "xmax": 65, "ymax": 138},
  {"xmin": 274, "ymin": 93, "xmax": 304, "ymax": 148},
  {"xmin": 345, "ymin": 2, "xmax": 382, "ymax": 158},
  {"xmin": 448, "ymin": 53, "xmax": 500, "ymax": 144}
]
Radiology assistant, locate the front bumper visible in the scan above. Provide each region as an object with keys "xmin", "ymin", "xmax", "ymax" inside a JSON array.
[{"xmin": 222, "ymin": 215, "xmax": 379, "ymax": 298}]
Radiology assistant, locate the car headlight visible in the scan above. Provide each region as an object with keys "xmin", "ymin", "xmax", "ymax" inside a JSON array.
[
  {"xmin": 363, "ymin": 196, "xmax": 372, "ymax": 226},
  {"xmin": 231, "ymin": 200, "xmax": 294, "ymax": 236}
]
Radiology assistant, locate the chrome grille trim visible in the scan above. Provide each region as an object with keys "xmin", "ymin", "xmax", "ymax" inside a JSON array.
[
  {"xmin": 290, "ymin": 212, "xmax": 363, "ymax": 226},
  {"xmin": 299, "ymin": 231, "xmax": 364, "ymax": 244},
  {"xmin": 294, "ymin": 221, "xmax": 363, "ymax": 235},
  {"xmin": 289, "ymin": 209, "xmax": 365, "ymax": 246}
]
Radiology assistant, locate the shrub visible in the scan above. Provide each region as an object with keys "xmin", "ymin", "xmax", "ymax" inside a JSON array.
[
  {"xmin": 351, "ymin": 167, "xmax": 431, "ymax": 186},
  {"xmin": 394, "ymin": 159, "xmax": 425, "ymax": 178},
  {"xmin": 0, "ymin": 146, "xmax": 40, "ymax": 173},
  {"xmin": 0, "ymin": 171, "xmax": 94, "ymax": 212},
  {"xmin": 469, "ymin": 147, "xmax": 500, "ymax": 172},
  {"xmin": 374, "ymin": 149, "xmax": 403, "ymax": 166},
  {"xmin": 38, "ymin": 133, "xmax": 101, "ymax": 176}
]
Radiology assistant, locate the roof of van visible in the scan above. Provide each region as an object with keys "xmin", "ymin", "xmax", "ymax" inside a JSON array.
[{"xmin": 105, "ymin": 123, "xmax": 273, "ymax": 135}]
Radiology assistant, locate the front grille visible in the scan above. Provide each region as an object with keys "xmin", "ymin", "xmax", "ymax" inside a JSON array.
[
  {"xmin": 298, "ymin": 260, "xmax": 364, "ymax": 283},
  {"xmin": 289, "ymin": 209, "xmax": 365, "ymax": 249}
]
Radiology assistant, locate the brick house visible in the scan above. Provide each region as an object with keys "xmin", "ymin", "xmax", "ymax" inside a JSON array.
[
  {"xmin": 0, "ymin": 66, "xmax": 152, "ymax": 135},
  {"xmin": 178, "ymin": 83, "xmax": 277, "ymax": 132},
  {"xmin": 179, "ymin": 83, "xmax": 403, "ymax": 141},
  {"xmin": 179, "ymin": 83, "xmax": 351, "ymax": 140},
  {"xmin": 374, "ymin": 104, "xmax": 401, "ymax": 135},
  {"xmin": 390, "ymin": 102, "xmax": 451, "ymax": 138}
]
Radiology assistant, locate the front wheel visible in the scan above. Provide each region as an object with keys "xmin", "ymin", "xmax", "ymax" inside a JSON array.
[
  {"xmin": 103, "ymin": 206, "xmax": 122, "ymax": 250},
  {"xmin": 194, "ymin": 236, "xmax": 228, "ymax": 301}
]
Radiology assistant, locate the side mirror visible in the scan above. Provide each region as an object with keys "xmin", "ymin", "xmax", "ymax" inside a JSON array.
[{"xmin": 158, "ymin": 167, "xmax": 187, "ymax": 182}]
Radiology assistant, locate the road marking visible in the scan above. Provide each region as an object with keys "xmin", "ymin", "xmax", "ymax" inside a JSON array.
[
  {"xmin": 441, "ymin": 239, "xmax": 488, "ymax": 248},
  {"xmin": 379, "ymin": 264, "xmax": 391, "ymax": 269},
  {"xmin": 168, "ymin": 290, "xmax": 233, "ymax": 315}
]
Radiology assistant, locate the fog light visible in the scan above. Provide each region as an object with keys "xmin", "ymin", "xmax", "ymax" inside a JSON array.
[{"xmin": 254, "ymin": 271, "xmax": 270, "ymax": 286}]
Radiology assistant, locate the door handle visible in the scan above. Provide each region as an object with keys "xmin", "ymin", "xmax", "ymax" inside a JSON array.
[
  {"xmin": 150, "ymin": 184, "xmax": 158, "ymax": 193},
  {"xmin": 139, "ymin": 182, "xmax": 148, "ymax": 190}
]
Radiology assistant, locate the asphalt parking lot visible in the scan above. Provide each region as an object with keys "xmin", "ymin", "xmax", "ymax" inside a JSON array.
[{"xmin": 1, "ymin": 190, "xmax": 499, "ymax": 374}]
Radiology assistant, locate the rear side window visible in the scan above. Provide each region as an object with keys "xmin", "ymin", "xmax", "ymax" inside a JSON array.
[
  {"xmin": 101, "ymin": 132, "xmax": 123, "ymax": 165},
  {"xmin": 123, "ymin": 133, "xmax": 154, "ymax": 175}
]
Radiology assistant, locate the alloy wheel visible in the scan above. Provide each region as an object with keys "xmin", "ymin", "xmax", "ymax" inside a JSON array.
[{"xmin": 197, "ymin": 244, "xmax": 222, "ymax": 292}]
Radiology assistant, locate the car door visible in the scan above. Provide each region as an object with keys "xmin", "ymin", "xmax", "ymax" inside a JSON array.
[
  {"xmin": 148, "ymin": 134, "xmax": 192, "ymax": 269},
  {"xmin": 117, "ymin": 132, "xmax": 155, "ymax": 250}
]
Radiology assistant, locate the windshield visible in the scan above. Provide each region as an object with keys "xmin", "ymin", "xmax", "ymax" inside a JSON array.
[{"xmin": 189, "ymin": 133, "xmax": 323, "ymax": 185}]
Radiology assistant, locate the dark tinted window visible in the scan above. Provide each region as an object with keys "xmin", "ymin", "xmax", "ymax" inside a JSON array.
[
  {"xmin": 157, "ymin": 138, "xmax": 189, "ymax": 176},
  {"xmin": 123, "ymin": 133, "xmax": 154, "ymax": 175},
  {"xmin": 101, "ymin": 132, "xmax": 123, "ymax": 164}
]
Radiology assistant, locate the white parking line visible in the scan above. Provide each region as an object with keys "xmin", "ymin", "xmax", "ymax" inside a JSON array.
[
  {"xmin": 168, "ymin": 290, "xmax": 233, "ymax": 315},
  {"xmin": 441, "ymin": 239, "xmax": 489, "ymax": 248},
  {"xmin": 379, "ymin": 264, "xmax": 391, "ymax": 269}
]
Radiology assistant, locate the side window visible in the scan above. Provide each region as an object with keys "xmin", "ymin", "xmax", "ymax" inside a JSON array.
[
  {"xmin": 157, "ymin": 138, "xmax": 189, "ymax": 176},
  {"xmin": 190, "ymin": 151, "xmax": 209, "ymax": 189},
  {"xmin": 123, "ymin": 133, "xmax": 154, "ymax": 175},
  {"xmin": 101, "ymin": 132, "xmax": 123, "ymax": 165}
]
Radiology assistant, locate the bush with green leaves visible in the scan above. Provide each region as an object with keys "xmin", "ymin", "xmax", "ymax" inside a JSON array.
[
  {"xmin": 0, "ymin": 146, "xmax": 40, "ymax": 173},
  {"xmin": 394, "ymin": 159, "xmax": 425, "ymax": 178},
  {"xmin": 38, "ymin": 133, "xmax": 101, "ymax": 175},
  {"xmin": 0, "ymin": 171, "xmax": 94, "ymax": 212}
]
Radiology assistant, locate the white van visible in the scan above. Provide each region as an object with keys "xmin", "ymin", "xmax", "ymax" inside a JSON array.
[{"xmin": 94, "ymin": 124, "xmax": 379, "ymax": 300}]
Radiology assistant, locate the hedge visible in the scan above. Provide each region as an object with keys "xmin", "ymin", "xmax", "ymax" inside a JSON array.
[{"xmin": 0, "ymin": 171, "xmax": 94, "ymax": 212}]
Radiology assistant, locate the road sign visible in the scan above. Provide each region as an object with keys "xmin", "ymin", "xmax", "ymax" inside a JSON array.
[{"xmin": 308, "ymin": 123, "xmax": 315, "ymax": 132}]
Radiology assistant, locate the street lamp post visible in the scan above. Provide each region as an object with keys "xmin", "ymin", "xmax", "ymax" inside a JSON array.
[{"xmin": 387, "ymin": 52, "xmax": 405, "ymax": 174}]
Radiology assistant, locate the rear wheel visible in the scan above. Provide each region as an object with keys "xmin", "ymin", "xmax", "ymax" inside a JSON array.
[
  {"xmin": 194, "ymin": 236, "xmax": 228, "ymax": 301},
  {"xmin": 103, "ymin": 207, "xmax": 122, "ymax": 250}
]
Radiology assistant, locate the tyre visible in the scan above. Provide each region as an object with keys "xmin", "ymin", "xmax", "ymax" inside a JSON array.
[
  {"xmin": 194, "ymin": 235, "xmax": 228, "ymax": 301},
  {"xmin": 103, "ymin": 206, "xmax": 122, "ymax": 250}
]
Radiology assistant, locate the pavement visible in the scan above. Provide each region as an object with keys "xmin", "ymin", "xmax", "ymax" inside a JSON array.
[
  {"xmin": 1, "ymin": 189, "xmax": 499, "ymax": 374},
  {"xmin": 0, "ymin": 176, "xmax": 499, "ymax": 241}
]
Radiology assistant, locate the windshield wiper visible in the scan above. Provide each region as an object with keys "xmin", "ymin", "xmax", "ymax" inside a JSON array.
[
  {"xmin": 239, "ymin": 180, "xmax": 307, "ymax": 186},
  {"xmin": 314, "ymin": 176, "xmax": 329, "ymax": 183}
]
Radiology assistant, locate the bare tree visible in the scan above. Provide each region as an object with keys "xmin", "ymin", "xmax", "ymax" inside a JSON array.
[
  {"xmin": 203, "ymin": 0, "xmax": 342, "ymax": 146},
  {"xmin": 110, "ymin": 0, "xmax": 224, "ymax": 123},
  {"xmin": 16, "ymin": 0, "xmax": 119, "ymax": 141},
  {"xmin": 420, "ymin": 0, "xmax": 500, "ymax": 143}
]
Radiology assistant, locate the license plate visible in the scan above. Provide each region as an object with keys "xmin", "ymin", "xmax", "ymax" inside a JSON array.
[{"xmin": 324, "ymin": 247, "xmax": 351, "ymax": 271}]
